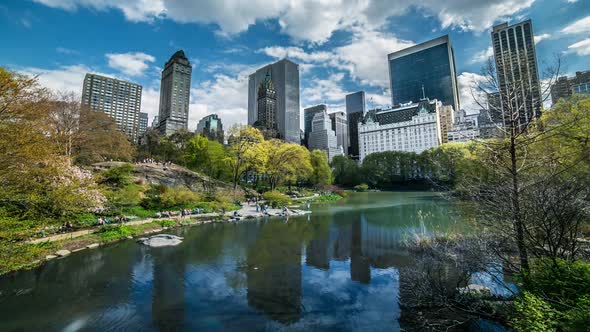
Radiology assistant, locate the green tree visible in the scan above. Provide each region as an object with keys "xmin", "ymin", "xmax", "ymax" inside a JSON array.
[
  {"xmin": 331, "ymin": 155, "xmax": 361, "ymax": 187},
  {"xmin": 310, "ymin": 149, "xmax": 332, "ymax": 185},
  {"xmin": 225, "ymin": 126, "xmax": 264, "ymax": 189}
]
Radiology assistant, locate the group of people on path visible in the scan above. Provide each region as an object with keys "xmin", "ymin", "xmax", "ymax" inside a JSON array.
[{"xmin": 96, "ymin": 215, "xmax": 127, "ymax": 225}]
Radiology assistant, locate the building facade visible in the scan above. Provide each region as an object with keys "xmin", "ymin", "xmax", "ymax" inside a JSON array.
[
  {"xmin": 138, "ymin": 112, "xmax": 149, "ymax": 137},
  {"xmin": 248, "ymin": 59, "xmax": 300, "ymax": 143},
  {"xmin": 157, "ymin": 50, "xmax": 192, "ymax": 136},
  {"xmin": 303, "ymin": 104, "xmax": 327, "ymax": 147},
  {"xmin": 196, "ymin": 114, "xmax": 224, "ymax": 143},
  {"xmin": 388, "ymin": 35, "xmax": 460, "ymax": 114},
  {"xmin": 551, "ymin": 71, "xmax": 590, "ymax": 105},
  {"xmin": 358, "ymin": 99, "xmax": 446, "ymax": 161},
  {"xmin": 253, "ymin": 71, "xmax": 279, "ymax": 139},
  {"xmin": 346, "ymin": 91, "xmax": 366, "ymax": 159},
  {"xmin": 81, "ymin": 73, "xmax": 142, "ymax": 141},
  {"xmin": 329, "ymin": 111, "xmax": 349, "ymax": 155},
  {"xmin": 492, "ymin": 20, "xmax": 541, "ymax": 129},
  {"xmin": 308, "ymin": 110, "xmax": 343, "ymax": 162}
]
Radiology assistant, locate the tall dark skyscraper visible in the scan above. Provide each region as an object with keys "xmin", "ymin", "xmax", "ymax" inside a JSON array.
[
  {"xmin": 345, "ymin": 91, "xmax": 366, "ymax": 160},
  {"xmin": 248, "ymin": 58, "xmax": 300, "ymax": 143},
  {"xmin": 388, "ymin": 35, "xmax": 460, "ymax": 113},
  {"xmin": 253, "ymin": 71, "xmax": 279, "ymax": 139},
  {"xmin": 303, "ymin": 104, "xmax": 327, "ymax": 147},
  {"xmin": 492, "ymin": 20, "xmax": 541, "ymax": 128},
  {"xmin": 157, "ymin": 50, "xmax": 192, "ymax": 136}
]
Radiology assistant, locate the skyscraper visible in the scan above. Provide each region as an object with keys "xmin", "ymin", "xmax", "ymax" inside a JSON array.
[
  {"xmin": 308, "ymin": 110, "xmax": 343, "ymax": 162},
  {"xmin": 345, "ymin": 91, "xmax": 366, "ymax": 160},
  {"xmin": 388, "ymin": 35, "xmax": 460, "ymax": 113},
  {"xmin": 248, "ymin": 58, "xmax": 300, "ymax": 143},
  {"xmin": 138, "ymin": 112, "xmax": 149, "ymax": 136},
  {"xmin": 157, "ymin": 50, "xmax": 192, "ymax": 136},
  {"xmin": 329, "ymin": 111, "xmax": 348, "ymax": 155},
  {"xmin": 492, "ymin": 20, "xmax": 541, "ymax": 128},
  {"xmin": 196, "ymin": 114, "xmax": 224, "ymax": 143},
  {"xmin": 253, "ymin": 71, "xmax": 279, "ymax": 139},
  {"xmin": 303, "ymin": 104, "xmax": 327, "ymax": 147},
  {"xmin": 81, "ymin": 73, "xmax": 142, "ymax": 141}
]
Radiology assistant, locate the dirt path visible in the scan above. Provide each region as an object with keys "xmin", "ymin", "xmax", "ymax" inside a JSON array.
[{"xmin": 27, "ymin": 203, "xmax": 311, "ymax": 244}]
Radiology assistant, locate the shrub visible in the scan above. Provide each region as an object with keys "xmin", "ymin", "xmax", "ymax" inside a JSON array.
[
  {"xmin": 100, "ymin": 163, "xmax": 135, "ymax": 187},
  {"xmin": 105, "ymin": 183, "xmax": 144, "ymax": 212},
  {"xmin": 511, "ymin": 291, "xmax": 557, "ymax": 332},
  {"xmin": 142, "ymin": 185, "xmax": 201, "ymax": 210},
  {"xmin": 122, "ymin": 206, "xmax": 158, "ymax": 219},
  {"xmin": 97, "ymin": 225, "xmax": 137, "ymax": 242},
  {"xmin": 160, "ymin": 186, "xmax": 201, "ymax": 209},
  {"xmin": 262, "ymin": 191, "xmax": 291, "ymax": 208},
  {"xmin": 525, "ymin": 258, "xmax": 590, "ymax": 308},
  {"xmin": 158, "ymin": 219, "xmax": 176, "ymax": 228},
  {"xmin": 214, "ymin": 188, "xmax": 245, "ymax": 204},
  {"xmin": 354, "ymin": 183, "xmax": 369, "ymax": 192},
  {"xmin": 71, "ymin": 213, "xmax": 99, "ymax": 227}
]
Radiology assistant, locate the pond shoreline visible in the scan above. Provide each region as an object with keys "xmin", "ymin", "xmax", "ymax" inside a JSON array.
[{"xmin": 1, "ymin": 204, "xmax": 312, "ymax": 277}]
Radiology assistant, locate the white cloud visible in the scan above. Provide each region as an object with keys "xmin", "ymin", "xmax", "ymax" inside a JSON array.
[
  {"xmin": 568, "ymin": 38, "xmax": 590, "ymax": 56},
  {"xmin": 56, "ymin": 47, "xmax": 79, "ymax": 55},
  {"xmin": 140, "ymin": 87, "xmax": 160, "ymax": 125},
  {"xmin": 259, "ymin": 46, "xmax": 332, "ymax": 63},
  {"xmin": 470, "ymin": 46, "xmax": 493, "ymax": 64},
  {"xmin": 334, "ymin": 28, "xmax": 413, "ymax": 88},
  {"xmin": 33, "ymin": 0, "xmax": 537, "ymax": 43},
  {"xmin": 19, "ymin": 64, "xmax": 93, "ymax": 93},
  {"xmin": 105, "ymin": 52, "xmax": 155, "ymax": 77},
  {"xmin": 301, "ymin": 73, "xmax": 347, "ymax": 106},
  {"xmin": 534, "ymin": 33, "xmax": 551, "ymax": 44},
  {"xmin": 561, "ymin": 15, "xmax": 590, "ymax": 34},
  {"xmin": 457, "ymin": 72, "xmax": 488, "ymax": 114},
  {"xmin": 261, "ymin": 29, "xmax": 413, "ymax": 88},
  {"xmin": 188, "ymin": 65, "xmax": 262, "ymax": 130}
]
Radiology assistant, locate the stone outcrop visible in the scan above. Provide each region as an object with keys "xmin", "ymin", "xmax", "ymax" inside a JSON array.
[
  {"xmin": 93, "ymin": 162, "xmax": 253, "ymax": 196},
  {"xmin": 137, "ymin": 234, "xmax": 184, "ymax": 247}
]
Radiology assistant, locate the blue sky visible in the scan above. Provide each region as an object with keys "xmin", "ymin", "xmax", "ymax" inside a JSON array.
[{"xmin": 1, "ymin": 0, "xmax": 589, "ymax": 129}]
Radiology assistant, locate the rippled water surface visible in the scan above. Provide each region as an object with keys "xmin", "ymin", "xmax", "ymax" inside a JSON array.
[{"xmin": 0, "ymin": 192, "xmax": 496, "ymax": 331}]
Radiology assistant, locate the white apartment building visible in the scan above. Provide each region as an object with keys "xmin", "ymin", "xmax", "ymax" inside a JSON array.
[{"xmin": 358, "ymin": 99, "xmax": 450, "ymax": 161}]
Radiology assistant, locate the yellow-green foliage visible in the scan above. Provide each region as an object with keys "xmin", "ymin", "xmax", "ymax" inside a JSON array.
[
  {"xmin": 214, "ymin": 188, "xmax": 245, "ymax": 204},
  {"xmin": 97, "ymin": 225, "xmax": 137, "ymax": 242},
  {"xmin": 354, "ymin": 183, "xmax": 369, "ymax": 192},
  {"xmin": 262, "ymin": 191, "xmax": 291, "ymax": 208},
  {"xmin": 511, "ymin": 291, "xmax": 557, "ymax": 332},
  {"xmin": 160, "ymin": 186, "xmax": 201, "ymax": 209}
]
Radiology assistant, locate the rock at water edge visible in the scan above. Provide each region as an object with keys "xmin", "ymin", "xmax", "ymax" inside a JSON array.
[{"xmin": 55, "ymin": 250, "xmax": 71, "ymax": 257}]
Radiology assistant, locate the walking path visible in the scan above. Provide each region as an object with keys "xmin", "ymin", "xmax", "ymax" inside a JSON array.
[{"xmin": 27, "ymin": 203, "xmax": 310, "ymax": 244}]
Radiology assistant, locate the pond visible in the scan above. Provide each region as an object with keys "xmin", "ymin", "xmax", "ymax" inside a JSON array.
[{"xmin": 0, "ymin": 192, "xmax": 510, "ymax": 331}]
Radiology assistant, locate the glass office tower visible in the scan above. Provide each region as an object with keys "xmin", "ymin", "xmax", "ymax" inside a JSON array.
[
  {"xmin": 388, "ymin": 35, "xmax": 460, "ymax": 113},
  {"xmin": 345, "ymin": 91, "xmax": 366, "ymax": 160}
]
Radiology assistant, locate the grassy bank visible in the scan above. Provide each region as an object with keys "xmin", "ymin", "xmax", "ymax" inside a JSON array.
[{"xmin": 0, "ymin": 215, "xmax": 219, "ymax": 276}]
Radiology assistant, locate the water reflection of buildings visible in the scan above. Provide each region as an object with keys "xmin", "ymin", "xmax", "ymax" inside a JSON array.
[
  {"xmin": 246, "ymin": 222, "xmax": 303, "ymax": 324},
  {"xmin": 305, "ymin": 212, "xmax": 414, "ymax": 282}
]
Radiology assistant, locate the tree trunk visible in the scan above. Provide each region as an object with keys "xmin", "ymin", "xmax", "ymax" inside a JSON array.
[{"xmin": 510, "ymin": 130, "xmax": 529, "ymax": 273}]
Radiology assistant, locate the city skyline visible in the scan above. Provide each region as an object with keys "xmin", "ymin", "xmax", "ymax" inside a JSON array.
[{"xmin": 2, "ymin": 0, "xmax": 589, "ymax": 131}]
